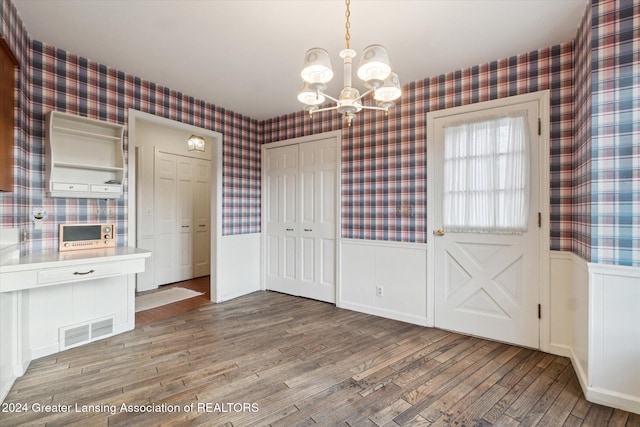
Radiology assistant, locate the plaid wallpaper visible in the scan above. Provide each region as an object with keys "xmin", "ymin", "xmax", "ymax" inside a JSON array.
[
  {"xmin": 0, "ymin": 0, "xmax": 261, "ymax": 252},
  {"xmin": 1, "ymin": 0, "xmax": 637, "ymax": 266},
  {"xmin": 0, "ymin": 0, "xmax": 29, "ymax": 239},
  {"xmin": 263, "ymin": 44, "xmax": 575, "ymax": 247},
  {"xmin": 590, "ymin": 0, "xmax": 639, "ymax": 267},
  {"xmin": 572, "ymin": 1, "xmax": 593, "ymax": 262}
]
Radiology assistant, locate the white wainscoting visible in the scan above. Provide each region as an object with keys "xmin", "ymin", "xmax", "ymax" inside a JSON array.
[
  {"xmin": 549, "ymin": 250, "xmax": 640, "ymax": 414},
  {"xmin": 0, "ymin": 291, "xmax": 19, "ymax": 403},
  {"xmin": 548, "ymin": 251, "xmax": 589, "ymax": 387},
  {"xmin": 216, "ymin": 233, "xmax": 261, "ymax": 302},
  {"xmin": 339, "ymin": 239, "xmax": 427, "ymax": 326},
  {"xmin": 587, "ymin": 263, "xmax": 640, "ymax": 414}
]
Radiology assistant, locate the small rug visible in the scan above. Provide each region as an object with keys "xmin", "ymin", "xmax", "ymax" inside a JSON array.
[{"xmin": 135, "ymin": 287, "xmax": 204, "ymax": 312}]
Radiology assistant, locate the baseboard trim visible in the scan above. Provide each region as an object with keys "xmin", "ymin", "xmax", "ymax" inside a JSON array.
[
  {"xmin": 339, "ymin": 301, "xmax": 428, "ymax": 327},
  {"xmin": 584, "ymin": 387, "xmax": 640, "ymax": 415},
  {"xmin": 548, "ymin": 343, "xmax": 572, "ymax": 358},
  {"xmin": 0, "ymin": 374, "xmax": 16, "ymax": 404}
]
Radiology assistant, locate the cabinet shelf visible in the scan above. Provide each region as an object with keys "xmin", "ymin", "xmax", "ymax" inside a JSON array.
[
  {"xmin": 45, "ymin": 111, "xmax": 125, "ymax": 199},
  {"xmin": 53, "ymin": 161, "xmax": 124, "ymax": 173},
  {"xmin": 52, "ymin": 125, "xmax": 122, "ymax": 142}
]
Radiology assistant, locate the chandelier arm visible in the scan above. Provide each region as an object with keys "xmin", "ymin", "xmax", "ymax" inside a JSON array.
[
  {"xmin": 312, "ymin": 105, "xmax": 341, "ymax": 113},
  {"xmin": 361, "ymin": 105, "xmax": 391, "ymax": 112},
  {"xmin": 352, "ymin": 88, "xmax": 375, "ymax": 103},
  {"xmin": 320, "ymin": 92, "xmax": 342, "ymax": 103}
]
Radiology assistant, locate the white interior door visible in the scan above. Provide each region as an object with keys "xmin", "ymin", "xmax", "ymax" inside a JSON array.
[
  {"xmin": 193, "ymin": 158, "xmax": 211, "ymax": 278},
  {"xmin": 265, "ymin": 144, "xmax": 299, "ymax": 295},
  {"xmin": 432, "ymin": 99, "xmax": 541, "ymax": 349},
  {"xmin": 176, "ymin": 156, "xmax": 194, "ymax": 281},
  {"xmin": 299, "ymin": 138, "xmax": 336, "ymax": 303},
  {"xmin": 154, "ymin": 151, "xmax": 177, "ymax": 286},
  {"xmin": 265, "ymin": 136, "xmax": 337, "ymax": 303}
]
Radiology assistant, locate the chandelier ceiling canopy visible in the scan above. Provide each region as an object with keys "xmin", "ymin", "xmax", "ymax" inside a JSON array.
[{"xmin": 297, "ymin": 0, "xmax": 402, "ymax": 126}]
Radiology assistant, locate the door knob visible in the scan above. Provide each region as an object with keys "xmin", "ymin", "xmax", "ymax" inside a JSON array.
[{"xmin": 434, "ymin": 228, "xmax": 445, "ymax": 236}]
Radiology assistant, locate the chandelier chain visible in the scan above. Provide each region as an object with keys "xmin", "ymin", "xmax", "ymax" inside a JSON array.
[{"xmin": 345, "ymin": 0, "xmax": 351, "ymax": 49}]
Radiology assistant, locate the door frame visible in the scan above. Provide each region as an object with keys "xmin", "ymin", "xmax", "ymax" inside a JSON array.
[
  {"xmin": 426, "ymin": 90, "xmax": 551, "ymax": 352},
  {"xmin": 127, "ymin": 109, "xmax": 223, "ymax": 301},
  {"xmin": 260, "ymin": 130, "xmax": 342, "ymax": 301}
]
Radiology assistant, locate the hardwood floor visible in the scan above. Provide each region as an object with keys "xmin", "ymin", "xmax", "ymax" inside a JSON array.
[
  {"xmin": 2, "ymin": 291, "xmax": 638, "ymax": 426},
  {"xmin": 135, "ymin": 276, "xmax": 212, "ymax": 328}
]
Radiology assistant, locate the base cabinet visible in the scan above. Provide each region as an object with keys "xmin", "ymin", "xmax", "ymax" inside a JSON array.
[{"xmin": 0, "ymin": 247, "xmax": 150, "ymax": 403}]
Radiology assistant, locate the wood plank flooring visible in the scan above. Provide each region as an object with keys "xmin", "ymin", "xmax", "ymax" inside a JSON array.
[
  {"xmin": 2, "ymin": 290, "xmax": 638, "ymax": 426},
  {"xmin": 134, "ymin": 276, "xmax": 212, "ymax": 328}
]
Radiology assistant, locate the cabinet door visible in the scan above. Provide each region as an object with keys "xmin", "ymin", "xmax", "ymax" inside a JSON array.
[
  {"xmin": 265, "ymin": 144, "xmax": 299, "ymax": 295},
  {"xmin": 193, "ymin": 158, "xmax": 211, "ymax": 277},
  {"xmin": 154, "ymin": 152, "xmax": 178, "ymax": 286}
]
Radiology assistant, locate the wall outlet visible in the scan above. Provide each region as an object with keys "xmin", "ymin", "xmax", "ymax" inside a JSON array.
[{"xmin": 376, "ymin": 286, "xmax": 383, "ymax": 297}]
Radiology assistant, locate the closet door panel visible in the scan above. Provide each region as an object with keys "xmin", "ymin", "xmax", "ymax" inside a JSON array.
[
  {"xmin": 321, "ymin": 238, "xmax": 335, "ymax": 286},
  {"xmin": 265, "ymin": 144, "xmax": 300, "ymax": 295},
  {"xmin": 154, "ymin": 152, "xmax": 178, "ymax": 286},
  {"xmin": 193, "ymin": 158, "xmax": 211, "ymax": 277},
  {"xmin": 299, "ymin": 138, "xmax": 336, "ymax": 303}
]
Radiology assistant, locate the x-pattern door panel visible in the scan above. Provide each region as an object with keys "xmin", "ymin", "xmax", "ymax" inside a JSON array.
[{"xmin": 433, "ymin": 99, "xmax": 541, "ymax": 349}]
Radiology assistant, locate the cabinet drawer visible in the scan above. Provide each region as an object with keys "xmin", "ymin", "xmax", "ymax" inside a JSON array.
[
  {"xmin": 52, "ymin": 182, "xmax": 89, "ymax": 192},
  {"xmin": 90, "ymin": 184, "xmax": 121, "ymax": 193},
  {"xmin": 38, "ymin": 262, "xmax": 122, "ymax": 285}
]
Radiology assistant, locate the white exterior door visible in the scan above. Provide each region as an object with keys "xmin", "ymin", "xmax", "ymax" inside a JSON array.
[
  {"xmin": 265, "ymin": 136, "xmax": 337, "ymax": 303},
  {"xmin": 432, "ymin": 99, "xmax": 542, "ymax": 348}
]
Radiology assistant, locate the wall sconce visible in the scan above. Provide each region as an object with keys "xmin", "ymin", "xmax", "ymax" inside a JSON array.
[{"xmin": 187, "ymin": 135, "xmax": 205, "ymax": 152}]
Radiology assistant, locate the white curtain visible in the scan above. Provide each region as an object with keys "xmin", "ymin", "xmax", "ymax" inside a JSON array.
[{"xmin": 443, "ymin": 111, "xmax": 530, "ymax": 234}]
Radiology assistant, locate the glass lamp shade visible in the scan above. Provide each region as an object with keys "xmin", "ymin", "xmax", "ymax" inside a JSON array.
[
  {"xmin": 301, "ymin": 48, "xmax": 334, "ymax": 84},
  {"xmin": 297, "ymin": 81, "xmax": 326, "ymax": 106},
  {"xmin": 373, "ymin": 72, "xmax": 402, "ymax": 102},
  {"xmin": 357, "ymin": 44, "xmax": 392, "ymax": 83},
  {"xmin": 187, "ymin": 135, "xmax": 205, "ymax": 152}
]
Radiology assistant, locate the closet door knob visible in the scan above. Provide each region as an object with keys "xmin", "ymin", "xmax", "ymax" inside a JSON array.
[
  {"xmin": 286, "ymin": 228, "xmax": 294, "ymax": 231},
  {"xmin": 304, "ymin": 228, "xmax": 312, "ymax": 232}
]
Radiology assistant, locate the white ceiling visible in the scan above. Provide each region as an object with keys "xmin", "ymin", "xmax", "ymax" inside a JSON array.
[{"xmin": 14, "ymin": 0, "xmax": 587, "ymax": 121}]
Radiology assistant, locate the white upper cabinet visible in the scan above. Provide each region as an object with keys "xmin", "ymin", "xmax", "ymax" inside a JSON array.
[{"xmin": 45, "ymin": 111, "xmax": 125, "ymax": 199}]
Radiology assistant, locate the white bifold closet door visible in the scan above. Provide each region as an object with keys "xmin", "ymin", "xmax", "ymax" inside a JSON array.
[
  {"xmin": 265, "ymin": 137, "xmax": 337, "ymax": 303},
  {"xmin": 154, "ymin": 151, "xmax": 211, "ymax": 287}
]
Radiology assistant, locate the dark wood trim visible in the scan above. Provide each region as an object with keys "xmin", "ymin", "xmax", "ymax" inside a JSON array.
[
  {"xmin": 0, "ymin": 37, "xmax": 19, "ymax": 66},
  {"xmin": 0, "ymin": 37, "xmax": 19, "ymax": 192}
]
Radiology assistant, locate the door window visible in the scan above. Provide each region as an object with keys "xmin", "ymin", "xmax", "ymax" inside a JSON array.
[{"xmin": 443, "ymin": 111, "xmax": 530, "ymax": 234}]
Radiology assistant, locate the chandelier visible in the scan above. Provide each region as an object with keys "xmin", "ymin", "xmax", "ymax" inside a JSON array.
[{"xmin": 297, "ymin": 0, "xmax": 402, "ymax": 126}]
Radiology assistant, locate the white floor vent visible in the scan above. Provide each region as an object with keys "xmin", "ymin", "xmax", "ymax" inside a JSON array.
[{"xmin": 59, "ymin": 316, "xmax": 115, "ymax": 350}]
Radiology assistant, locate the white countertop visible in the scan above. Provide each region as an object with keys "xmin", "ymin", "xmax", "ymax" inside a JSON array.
[{"xmin": 0, "ymin": 246, "xmax": 151, "ymax": 274}]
